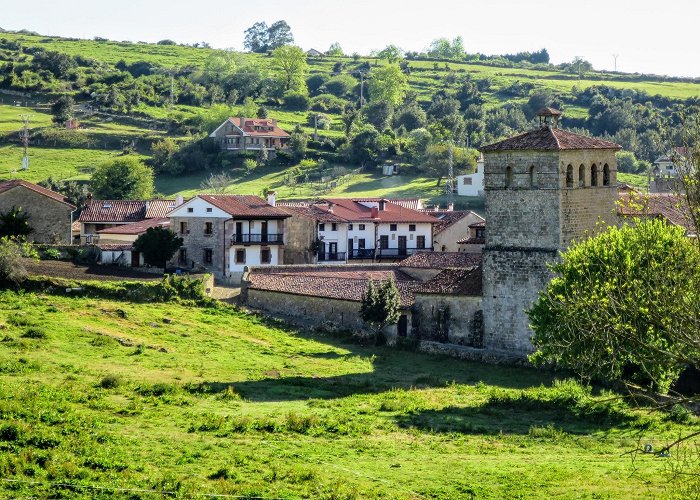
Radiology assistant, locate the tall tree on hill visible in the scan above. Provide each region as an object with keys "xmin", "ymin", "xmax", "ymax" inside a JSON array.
[
  {"xmin": 376, "ymin": 45, "xmax": 404, "ymax": 64},
  {"xmin": 243, "ymin": 20, "xmax": 294, "ymax": 53},
  {"xmin": 368, "ymin": 64, "xmax": 408, "ymax": 107},
  {"xmin": 90, "ymin": 156, "xmax": 154, "ymax": 200},
  {"xmin": 326, "ymin": 42, "xmax": 344, "ymax": 57},
  {"xmin": 51, "ymin": 95, "xmax": 75, "ymax": 125},
  {"xmin": 271, "ymin": 45, "xmax": 308, "ymax": 92}
]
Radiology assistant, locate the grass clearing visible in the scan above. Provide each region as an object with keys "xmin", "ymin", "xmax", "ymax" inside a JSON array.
[{"xmin": 0, "ymin": 290, "xmax": 696, "ymax": 498}]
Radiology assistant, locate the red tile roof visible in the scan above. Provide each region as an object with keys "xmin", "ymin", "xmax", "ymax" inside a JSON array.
[
  {"xmin": 247, "ymin": 265, "xmax": 417, "ymax": 307},
  {"xmin": 79, "ymin": 200, "xmax": 150, "ymax": 223},
  {"xmin": 482, "ymin": 126, "xmax": 621, "ymax": 152},
  {"xmin": 228, "ymin": 117, "xmax": 290, "ymax": 138},
  {"xmin": 398, "ymin": 252, "xmax": 482, "ymax": 269},
  {"xmin": 416, "ymin": 266, "xmax": 482, "ymax": 296},
  {"xmin": 280, "ymin": 204, "xmax": 348, "ymax": 223},
  {"xmin": 97, "ymin": 217, "xmax": 169, "ymax": 235},
  {"xmin": 428, "ymin": 210, "xmax": 483, "ymax": 234},
  {"xmin": 457, "ymin": 237, "xmax": 485, "ymax": 245},
  {"xmin": 321, "ymin": 198, "xmax": 437, "ymax": 224},
  {"xmin": 198, "ymin": 195, "xmax": 291, "ymax": 219},
  {"xmin": 618, "ymin": 192, "xmax": 696, "ymax": 235},
  {"xmin": 0, "ymin": 179, "xmax": 76, "ymax": 209}
]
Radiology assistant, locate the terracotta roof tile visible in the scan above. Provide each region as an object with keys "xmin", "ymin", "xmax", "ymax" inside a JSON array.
[
  {"xmin": 416, "ymin": 266, "xmax": 482, "ymax": 296},
  {"xmin": 279, "ymin": 204, "xmax": 348, "ymax": 223},
  {"xmin": 228, "ymin": 117, "xmax": 290, "ymax": 138},
  {"xmin": 457, "ymin": 237, "xmax": 485, "ymax": 245},
  {"xmin": 482, "ymin": 126, "xmax": 621, "ymax": 152},
  {"xmin": 97, "ymin": 217, "xmax": 169, "ymax": 235},
  {"xmin": 321, "ymin": 198, "xmax": 437, "ymax": 224},
  {"xmin": 247, "ymin": 265, "xmax": 417, "ymax": 307},
  {"xmin": 97, "ymin": 243, "xmax": 133, "ymax": 251},
  {"xmin": 618, "ymin": 193, "xmax": 696, "ymax": 235},
  {"xmin": 0, "ymin": 179, "xmax": 76, "ymax": 209},
  {"xmin": 198, "ymin": 195, "xmax": 291, "ymax": 218},
  {"xmin": 79, "ymin": 200, "xmax": 150, "ymax": 223},
  {"xmin": 398, "ymin": 252, "xmax": 482, "ymax": 269},
  {"xmin": 428, "ymin": 210, "xmax": 483, "ymax": 234}
]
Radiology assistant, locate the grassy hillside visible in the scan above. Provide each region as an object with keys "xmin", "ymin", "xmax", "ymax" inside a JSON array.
[
  {"xmin": 0, "ymin": 32, "xmax": 693, "ymax": 198},
  {"xmin": 0, "ymin": 290, "xmax": 694, "ymax": 498}
]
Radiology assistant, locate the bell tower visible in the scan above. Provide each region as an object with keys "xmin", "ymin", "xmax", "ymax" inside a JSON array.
[{"xmin": 480, "ymin": 108, "xmax": 621, "ymax": 354}]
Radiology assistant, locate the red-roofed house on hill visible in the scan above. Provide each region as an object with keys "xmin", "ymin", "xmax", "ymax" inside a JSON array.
[
  {"xmin": 280, "ymin": 198, "xmax": 436, "ymax": 263},
  {"xmin": 0, "ymin": 179, "xmax": 76, "ymax": 244},
  {"xmin": 209, "ymin": 117, "xmax": 290, "ymax": 154},
  {"xmin": 167, "ymin": 193, "xmax": 291, "ymax": 282}
]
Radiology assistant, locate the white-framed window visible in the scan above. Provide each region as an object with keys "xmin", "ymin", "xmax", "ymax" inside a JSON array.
[{"xmin": 359, "ymin": 224, "xmax": 365, "ymax": 230}]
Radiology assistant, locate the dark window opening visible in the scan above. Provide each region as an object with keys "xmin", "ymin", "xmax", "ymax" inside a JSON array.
[
  {"xmin": 505, "ymin": 166, "xmax": 513, "ymax": 188},
  {"xmin": 417, "ymin": 235, "xmax": 426, "ymax": 249},
  {"xmin": 409, "ymin": 224, "xmax": 416, "ymax": 231},
  {"xmin": 566, "ymin": 164, "xmax": 574, "ymax": 188},
  {"xmin": 260, "ymin": 248, "xmax": 271, "ymax": 264},
  {"xmin": 590, "ymin": 164, "xmax": 598, "ymax": 187},
  {"xmin": 235, "ymin": 249, "xmax": 246, "ymax": 264},
  {"xmin": 578, "ymin": 164, "xmax": 585, "ymax": 187},
  {"xmin": 390, "ymin": 224, "xmax": 397, "ymax": 231},
  {"xmin": 603, "ymin": 164, "xmax": 610, "ymax": 186},
  {"xmin": 203, "ymin": 248, "xmax": 213, "ymax": 264},
  {"xmin": 204, "ymin": 222, "xmax": 213, "ymax": 235}
]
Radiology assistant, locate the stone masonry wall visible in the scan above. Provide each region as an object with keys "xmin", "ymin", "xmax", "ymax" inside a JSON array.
[
  {"xmin": 481, "ymin": 248, "xmax": 556, "ymax": 353},
  {"xmin": 412, "ymin": 294, "xmax": 483, "ymax": 346},
  {"xmin": 283, "ymin": 212, "xmax": 315, "ymax": 264},
  {"xmin": 0, "ymin": 186, "xmax": 73, "ymax": 244},
  {"xmin": 168, "ymin": 216, "xmax": 225, "ymax": 275}
]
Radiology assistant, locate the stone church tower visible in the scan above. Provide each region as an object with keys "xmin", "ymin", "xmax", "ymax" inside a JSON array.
[{"xmin": 480, "ymin": 108, "xmax": 621, "ymax": 354}]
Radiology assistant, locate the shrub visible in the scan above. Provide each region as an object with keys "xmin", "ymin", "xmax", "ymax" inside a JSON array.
[
  {"xmin": 99, "ymin": 374, "xmax": 122, "ymax": 389},
  {"xmin": 283, "ymin": 92, "xmax": 311, "ymax": 111},
  {"xmin": 22, "ymin": 327, "xmax": 48, "ymax": 339},
  {"xmin": 311, "ymin": 93, "xmax": 346, "ymax": 114},
  {"xmin": 42, "ymin": 248, "xmax": 62, "ymax": 260}
]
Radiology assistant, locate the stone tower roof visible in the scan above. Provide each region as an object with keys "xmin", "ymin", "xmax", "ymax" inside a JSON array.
[{"xmin": 481, "ymin": 126, "xmax": 622, "ymax": 152}]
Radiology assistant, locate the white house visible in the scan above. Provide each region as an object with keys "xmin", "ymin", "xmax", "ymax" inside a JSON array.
[
  {"xmin": 456, "ymin": 155, "xmax": 485, "ymax": 197},
  {"xmin": 167, "ymin": 193, "xmax": 291, "ymax": 282}
]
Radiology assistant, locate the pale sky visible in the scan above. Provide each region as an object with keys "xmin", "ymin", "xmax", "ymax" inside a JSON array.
[{"xmin": 2, "ymin": 0, "xmax": 699, "ymax": 77}]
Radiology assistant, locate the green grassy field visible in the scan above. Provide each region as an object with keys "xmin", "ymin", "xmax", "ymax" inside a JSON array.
[{"xmin": 0, "ymin": 290, "xmax": 695, "ymax": 498}]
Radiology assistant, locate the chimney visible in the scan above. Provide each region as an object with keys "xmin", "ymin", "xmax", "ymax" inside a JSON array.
[
  {"xmin": 447, "ymin": 203, "xmax": 454, "ymax": 212},
  {"xmin": 239, "ymin": 117, "xmax": 245, "ymax": 127},
  {"xmin": 175, "ymin": 195, "xmax": 184, "ymax": 207},
  {"xmin": 327, "ymin": 202, "xmax": 334, "ymax": 213},
  {"xmin": 378, "ymin": 200, "xmax": 385, "ymax": 211},
  {"xmin": 370, "ymin": 206, "xmax": 379, "ymax": 218},
  {"xmin": 267, "ymin": 191, "xmax": 277, "ymax": 207}
]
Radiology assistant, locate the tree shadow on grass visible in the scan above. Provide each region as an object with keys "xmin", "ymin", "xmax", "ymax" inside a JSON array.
[
  {"xmin": 394, "ymin": 391, "xmax": 638, "ymax": 436},
  {"xmin": 190, "ymin": 328, "xmax": 559, "ymax": 402}
]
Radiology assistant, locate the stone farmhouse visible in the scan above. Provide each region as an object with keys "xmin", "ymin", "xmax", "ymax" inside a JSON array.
[
  {"xmin": 209, "ymin": 117, "xmax": 290, "ymax": 154},
  {"xmin": 0, "ymin": 179, "xmax": 75, "ymax": 244},
  {"xmin": 166, "ymin": 193, "xmax": 291, "ymax": 283},
  {"xmin": 280, "ymin": 198, "xmax": 436, "ymax": 263}
]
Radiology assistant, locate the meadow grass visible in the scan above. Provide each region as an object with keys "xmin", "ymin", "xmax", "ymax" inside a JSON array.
[{"xmin": 0, "ymin": 290, "xmax": 696, "ymax": 498}]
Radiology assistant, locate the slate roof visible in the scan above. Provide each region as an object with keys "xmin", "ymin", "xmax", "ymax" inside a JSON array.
[
  {"xmin": 198, "ymin": 195, "xmax": 291, "ymax": 219},
  {"xmin": 97, "ymin": 217, "xmax": 169, "ymax": 235},
  {"xmin": 416, "ymin": 266, "xmax": 483, "ymax": 296},
  {"xmin": 398, "ymin": 252, "xmax": 482, "ymax": 269},
  {"xmin": 482, "ymin": 126, "xmax": 621, "ymax": 152},
  {"xmin": 618, "ymin": 192, "xmax": 696, "ymax": 235},
  {"xmin": 247, "ymin": 265, "xmax": 417, "ymax": 308},
  {"xmin": 0, "ymin": 179, "xmax": 76, "ymax": 209}
]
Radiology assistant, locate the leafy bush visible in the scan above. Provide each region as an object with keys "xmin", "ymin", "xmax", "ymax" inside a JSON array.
[
  {"xmin": 99, "ymin": 374, "xmax": 122, "ymax": 389},
  {"xmin": 283, "ymin": 92, "xmax": 310, "ymax": 111},
  {"xmin": 42, "ymin": 248, "xmax": 62, "ymax": 260},
  {"xmin": 311, "ymin": 93, "xmax": 346, "ymax": 114},
  {"xmin": 22, "ymin": 327, "xmax": 48, "ymax": 339}
]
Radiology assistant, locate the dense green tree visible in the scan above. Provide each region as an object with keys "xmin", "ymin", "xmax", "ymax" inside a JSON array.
[
  {"xmin": 326, "ymin": 42, "xmax": 344, "ymax": 57},
  {"xmin": 523, "ymin": 89, "xmax": 563, "ymax": 120},
  {"xmin": 427, "ymin": 37, "xmax": 465, "ymax": 60},
  {"xmin": 90, "ymin": 156, "xmax": 154, "ymax": 200},
  {"xmin": 39, "ymin": 178, "xmax": 90, "ymax": 208},
  {"xmin": 421, "ymin": 143, "xmax": 476, "ymax": 185},
  {"xmin": 133, "ymin": 227, "xmax": 183, "ymax": 270},
  {"xmin": 344, "ymin": 123, "xmax": 380, "ymax": 166},
  {"xmin": 362, "ymin": 100, "xmax": 393, "ymax": 131},
  {"xmin": 360, "ymin": 279, "xmax": 401, "ymax": 344},
  {"xmin": 393, "ymin": 102, "xmax": 427, "ymax": 131},
  {"xmin": 368, "ymin": 64, "xmax": 408, "ymax": 107},
  {"xmin": 31, "ymin": 49, "xmax": 76, "ymax": 78},
  {"xmin": 321, "ymin": 74, "xmax": 357, "ymax": 97},
  {"xmin": 271, "ymin": 45, "xmax": 308, "ymax": 92},
  {"xmin": 50, "ymin": 95, "xmax": 74, "ymax": 125},
  {"xmin": 528, "ymin": 218, "xmax": 700, "ymax": 392},
  {"xmin": 0, "ymin": 237, "xmax": 37, "ymax": 284},
  {"xmin": 243, "ymin": 22, "xmax": 270, "ymax": 53},
  {"xmin": 428, "ymin": 96, "xmax": 460, "ymax": 119},
  {"xmin": 283, "ymin": 91, "xmax": 310, "ymax": 111},
  {"xmin": 267, "ymin": 21, "xmax": 295, "ymax": 50},
  {"xmin": 289, "ymin": 131, "xmax": 308, "ymax": 162},
  {"xmin": 0, "ymin": 207, "xmax": 32, "ymax": 239},
  {"xmin": 376, "ymin": 45, "xmax": 404, "ymax": 63}
]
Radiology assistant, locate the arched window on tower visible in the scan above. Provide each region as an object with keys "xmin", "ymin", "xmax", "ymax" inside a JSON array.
[
  {"xmin": 566, "ymin": 164, "xmax": 573, "ymax": 188},
  {"xmin": 590, "ymin": 164, "xmax": 598, "ymax": 187},
  {"xmin": 529, "ymin": 165, "xmax": 537, "ymax": 187},
  {"xmin": 578, "ymin": 164, "xmax": 585, "ymax": 187},
  {"xmin": 505, "ymin": 166, "xmax": 513, "ymax": 188},
  {"xmin": 603, "ymin": 164, "xmax": 610, "ymax": 186}
]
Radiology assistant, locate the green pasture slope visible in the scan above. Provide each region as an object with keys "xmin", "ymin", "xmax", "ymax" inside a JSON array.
[{"xmin": 0, "ymin": 290, "xmax": 696, "ymax": 498}]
